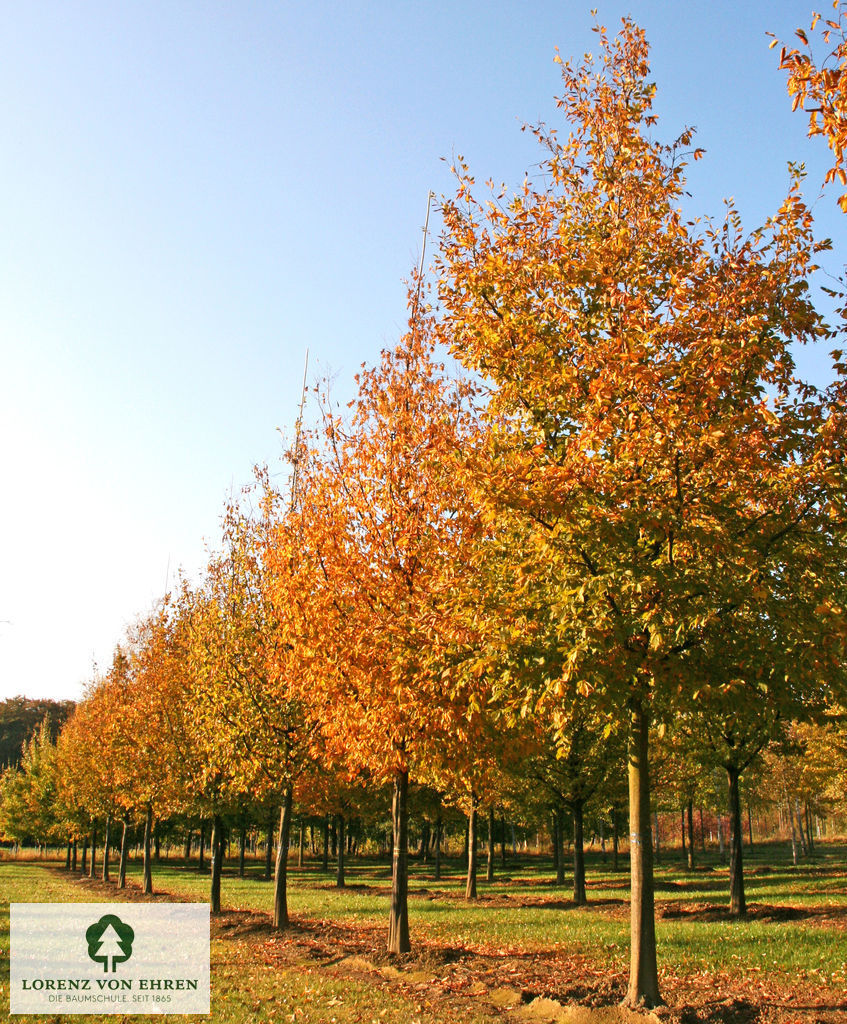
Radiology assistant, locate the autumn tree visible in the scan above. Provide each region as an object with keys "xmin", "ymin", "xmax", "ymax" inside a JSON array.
[
  {"xmin": 185, "ymin": 493, "xmax": 316, "ymax": 925},
  {"xmin": 296, "ymin": 324, "xmax": 485, "ymax": 954},
  {"xmin": 435, "ymin": 18, "xmax": 843, "ymax": 1006},
  {"xmin": 774, "ymin": 3, "xmax": 847, "ymax": 209},
  {"xmin": 0, "ymin": 718, "xmax": 59, "ymax": 849}
]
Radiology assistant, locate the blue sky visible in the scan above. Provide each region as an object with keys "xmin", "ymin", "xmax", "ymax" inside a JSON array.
[{"xmin": 0, "ymin": 1, "xmax": 842, "ymax": 701}]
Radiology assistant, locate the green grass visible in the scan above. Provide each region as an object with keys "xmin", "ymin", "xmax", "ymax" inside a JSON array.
[{"xmin": 2, "ymin": 840, "xmax": 847, "ymax": 1020}]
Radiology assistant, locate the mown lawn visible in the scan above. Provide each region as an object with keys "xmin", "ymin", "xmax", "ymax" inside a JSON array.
[{"xmin": 2, "ymin": 841, "xmax": 846, "ymax": 1022}]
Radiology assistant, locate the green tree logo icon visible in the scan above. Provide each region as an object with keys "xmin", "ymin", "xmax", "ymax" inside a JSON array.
[{"xmin": 85, "ymin": 914, "xmax": 135, "ymax": 972}]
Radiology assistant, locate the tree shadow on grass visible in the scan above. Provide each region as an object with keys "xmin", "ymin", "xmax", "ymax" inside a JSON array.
[{"xmin": 659, "ymin": 901, "xmax": 847, "ymax": 927}]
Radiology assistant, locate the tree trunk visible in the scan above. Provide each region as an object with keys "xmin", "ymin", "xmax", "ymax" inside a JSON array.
[
  {"xmin": 804, "ymin": 801, "xmax": 814, "ymax": 855},
  {"xmin": 322, "ymin": 816, "xmax": 329, "ymax": 872},
  {"xmin": 210, "ymin": 814, "xmax": 223, "ymax": 914},
  {"xmin": 698, "ymin": 806, "xmax": 706, "ymax": 851},
  {"xmin": 555, "ymin": 803, "xmax": 566, "ymax": 886},
  {"xmin": 142, "ymin": 803, "xmax": 153, "ymax": 895},
  {"xmin": 611, "ymin": 806, "xmax": 619, "ymax": 873},
  {"xmin": 572, "ymin": 800, "xmax": 587, "ymax": 905},
  {"xmin": 726, "ymin": 765, "xmax": 746, "ymax": 917},
  {"xmin": 686, "ymin": 800, "xmax": 695, "ymax": 871},
  {"xmin": 434, "ymin": 813, "xmax": 442, "ymax": 881},
  {"xmin": 787, "ymin": 799, "xmax": 799, "ymax": 865},
  {"xmin": 198, "ymin": 821, "xmax": 206, "ymax": 873},
  {"xmin": 65, "ymin": 840, "xmax": 72, "ymax": 871},
  {"xmin": 680, "ymin": 807, "xmax": 686, "ymax": 864},
  {"xmin": 118, "ymin": 820, "xmax": 129, "ymax": 889},
  {"xmin": 388, "ymin": 769, "xmax": 411, "ymax": 954},
  {"xmin": 89, "ymin": 824, "xmax": 97, "ymax": 879},
  {"xmin": 184, "ymin": 830, "xmax": 192, "ymax": 862},
  {"xmin": 500, "ymin": 814, "xmax": 507, "ymax": 867},
  {"xmin": 154, "ymin": 823, "xmax": 161, "ymax": 861},
  {"xmin": 81, "ymin": 838, "xmax": 88, "ymax": 876},
  {"xmin": 264, "ymin": 816, "xmax": 274, "ymax": 881},
  {"xmin": 336, "ymin": 814, "xmax": 346, "ymax": 888},
  {"xmin": 238, "ymin": 824, "xmax": 247, "ymax": 878},
  {"xmin": 624, "ymin": 697, "xmax": 661, "ymax": 1009},
  {"xmin": 717, "ymin": 812, "xmax": 725, "ymax": 861},
  {"xmin": 795, "ymin": 799, "xmax": 808, "ymax": 855},
  {"xmin": 486, "ymin": 806, "xmax": 495, "ymax": 882},
  {"xmin": 465, "ymin": 796, "xmax": 478, "ymax": 900},
  {"xmin": 273, "ymin": 786, "xmax": 294, "ymax": 930},
  {"xmin": 551, "ymin": 811, "xmax": 561, "ymax": 884},
  {"xmin": 298, "ymin": 822, "xmax": 305, "ymax": 867},
  {"xmin": 102, "ymin": 813, "xmax": 111, "ymax": 882}
]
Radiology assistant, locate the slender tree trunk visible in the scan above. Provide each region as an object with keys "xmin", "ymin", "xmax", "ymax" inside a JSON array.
[
  {"xmin": 486, "ymin": 806, "xmax": 495, "ymax": 882},
  {"xmin": 556, "ymin": 803, "xmax": 566, "ymax": 886},
  {"xmin": 118, "ymin": 820, "xmax": 129, "ymax": 889},
  {"xmin": 805, "ymin": 801, "xmax": 814, "ymax": 855},
  {"xmin": 72, "ymin": 838, "xmax": 78, "ymax": 872},
  {"xmin": 434, "ymin": 813, "xmax": 442, "ymax": 881},
  {"xmin": 237, "ymin": 824, "xmax": 246, "ymax": 878},
  {"xmin": 465, "ymin": 796, "xmax": 478, "ymax": 900},
  {"xmin": 573, "ymin": 800, "xmax": 587, "ymax": 905},
  {"xmin": 336, "ymin": 814, "xmax": 346, "ymax": 887},
  {"xmin": 89, "ymin": 824, "xmax": 97, "ymax": 879},
  {"xmin": 726, "ymin": 765, "xmax": 746, "ymax": 917},
  {"xmin": 184, "ymin": 830, "xmax": 192, "ymax": 862},
  {"xmin": 102, "ymin": 813, "xmax": 111, "ymax": 882},
  {"xmin": 298, "ymin": 822, "xmax": 305, "ymax": 867},
  {"xmin": 698, "ymin": 806, "xmax": 706, "ymax": 852},
  {"xmin": 198, "ymin": 821, "xmax": 206, "ymax": 873},
  {"xmin": 612, "ymin": 807, "xmax": 619, "ymax": 873},
  {"xmin": 680, "ymin": 807, "xmax": 687, "ymax": 864},
  {"xmin": 787, "ymin": 799, "xmax": 799, "ymax": 865},
  {"xmin": 686, "ymin": 800, "xmax": 695, "ymax": 871},
  {"xmin": 273, "ymin": 786, "xmax": 294, "ymax": 930},
  {"xmin": 210, "ymin": 814, "xmax": 223, "ymax": 914},
  {"xmin": 624, "ymin": 697, "xmax": 661, "ymax": 1009},
  {"xmin": 154, "ymin": 823, "xmax": 160, "ymax": 861},
  {"xmin": 794, "ymin": 799, "xmax": 808, "ymax": 855},
  {"xmin": 717, "ymin": 812, "xmax": 725, "ymax": 861},
  {"xmin": 387, "ymin": 769, "xmax": 411, "ymax": 953},
  {"xmin": 81, "ymin": 838, "xmax": 88, "ymax": 876},
  {"xmin": 264, "ymin": 816, "xmax": 274, "ymax": 881},
  {"xmin": 142, "ymin": 803, "xmax": 153, "ymax": 895},
  {"xmin": 500, "ymin": 814, "xmax": 507, "ymax": 867},
  {"xmin": 322, "ymin": 816, "xmax": 329, "ymax": 872},
  {"xmin": 65, "ymin": 840, "xmax": 72, "ymax": 871},
  {"xmin": 551, "ymin": 811, "xmax": 561, "ymax": 884}
]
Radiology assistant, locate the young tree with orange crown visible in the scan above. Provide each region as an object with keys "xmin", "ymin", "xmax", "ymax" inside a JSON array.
[
  {"xmin": 435, "ymin": 18, "xmax": 844, "ymax": 1007},
  {"xmin": 297, "ymin": 310, "xmax": 486, "ymax": 954}
]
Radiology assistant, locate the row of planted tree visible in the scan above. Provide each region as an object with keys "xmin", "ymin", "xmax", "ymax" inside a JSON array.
[
  {"xmin": 3, "ymin": 708, "xmax": 839, "ymax": 886},
  {"xmin": 3, "ymin": 14, "xmax": 847, "ymax": 1009}
]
